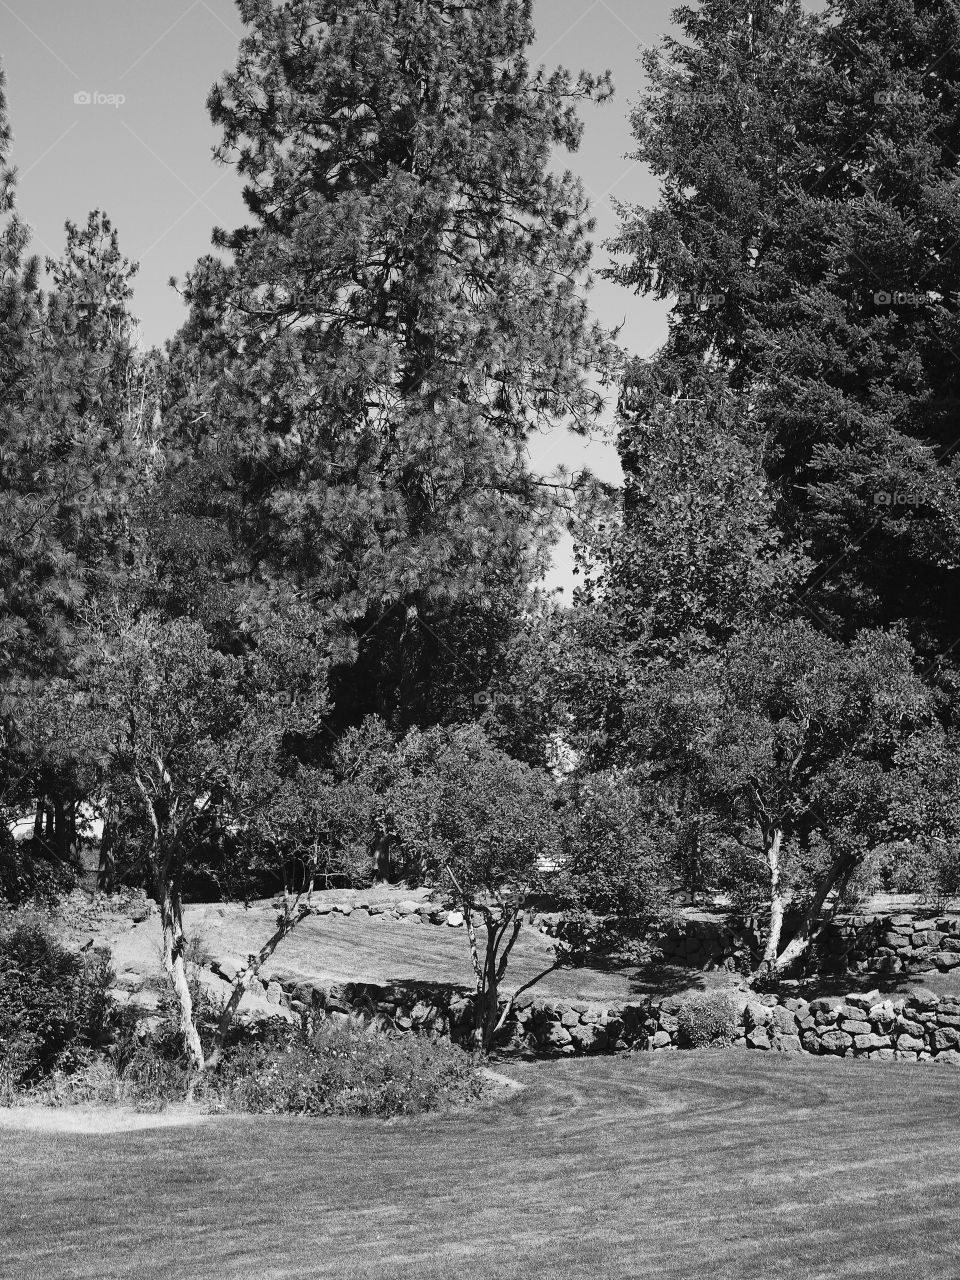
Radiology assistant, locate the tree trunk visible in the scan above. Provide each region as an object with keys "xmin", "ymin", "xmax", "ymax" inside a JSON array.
[
  {"xmin": 53, "ymin": 794, "xmax": 68, "ymax": 863},
  {"xmin": 205, "ymin": 895, "xmax": 318, "ymax": 1070},
  {"xmin": 748, "ymin": 829, "xmax": 787, "ymax": 982},
  {"xmin": 771, "ymin": 852, "xmax": 854, "ymax": 975},
  {"xmin": 157, "ymin": 876, "xmax": 204, "ymax": 1073}
]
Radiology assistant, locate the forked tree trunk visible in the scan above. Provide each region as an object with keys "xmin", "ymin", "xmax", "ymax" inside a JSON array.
[
  {"xmin": 205, "ymin": 892, "xmax": 319, "ymax": 1070},
  {"xmin": 769, "ymin": 852, "xmax": 855, "ymax": 975}
]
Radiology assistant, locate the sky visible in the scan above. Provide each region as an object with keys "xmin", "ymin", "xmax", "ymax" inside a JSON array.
[{"xmin": 0, "ymin": 0, "xmax": 683, "ymax": 590}]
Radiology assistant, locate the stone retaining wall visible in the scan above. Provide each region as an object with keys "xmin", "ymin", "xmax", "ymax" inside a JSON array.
[
  {"xmin": 203, "ymin": 958, "xmax": 960, "ymax": 1065},
  {"xmin": 609, "ymin": 909, "xmax": 960, "ymax": 980}
]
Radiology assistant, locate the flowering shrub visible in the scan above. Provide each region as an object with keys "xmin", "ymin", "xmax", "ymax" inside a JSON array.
[
  {"xmin": 215, "ymin": 1019, "xmax": 485, "ymax": 1117},
  {"xmin": 677, "ymin": 992, "xmax": 738, "ymax": 1049}
]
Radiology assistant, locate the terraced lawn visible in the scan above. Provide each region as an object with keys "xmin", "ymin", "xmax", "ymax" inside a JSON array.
[{"xmin": 3, "ymin": 1052, "xmax": 959, "ymax": 1279}]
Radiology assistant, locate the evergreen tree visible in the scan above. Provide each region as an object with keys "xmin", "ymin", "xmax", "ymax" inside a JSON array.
[
  {"xmin": 608, "ymin": 0, "xmax": 960, "ymax": 662},
  {"xmin": 164, "ymin": 0, "xmax": 618, "ymax": 736}
]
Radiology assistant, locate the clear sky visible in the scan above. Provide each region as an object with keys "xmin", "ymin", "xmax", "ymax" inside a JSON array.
[{"xmin": 0, "ymin": 0, "xmax": 682, "ymax": 590}]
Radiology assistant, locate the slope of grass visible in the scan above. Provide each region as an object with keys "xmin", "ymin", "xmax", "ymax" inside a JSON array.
[{"xmin": 3, "ymin": 1053, "xmax": 959, "ymax": 1280}]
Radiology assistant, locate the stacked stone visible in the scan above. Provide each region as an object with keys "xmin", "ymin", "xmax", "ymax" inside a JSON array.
[
  {"xmin": 302, "ymin": 899, "xmax": 466, "ymax": 927},
  {"xmin": 655, "ymin": 919, "xmax": 751, "ymax": 972},
  {"xmin": 203, "ymin": 957, "xmax": 960, "ymax": 1066},
  {"xmin": 830, "ymin": 914, "xmax": 960, "ymax": 978}
]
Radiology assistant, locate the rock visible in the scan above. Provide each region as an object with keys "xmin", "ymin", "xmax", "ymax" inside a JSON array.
[
  {"xmin": 839, "ymin": 1019, "xmax": 872, "ymax": 1036},
  {"xmin": 931, "ymin": 1028, "xmax": 960, "ymax": 1052},
  {"xmin": 845, "ymin": 990, "xmax": 882, "ymax": 1012},
  {"xmin": 895, "ymin": 1034, "xmax": 926, "ymax": 1053},
  {"xmin": 907, "ymin": 988, "xmax": 941, "ymax": 1010},
  {"xmin": 746, "ymin": 1028, "xmax": 771, "ymax": 1051},
  {"xmin": 541, "ymin": 1022, "xmax": 573, "ymax": 1050},
  {"xmin": 570, "ymin": 1023, "xmax": 608, "ymax": 1053},
  {"xmin": 650, "ymin": 1030, "xmax": 673, "ymax": 1049},
  {"xmin": 446, "ymin": 911, "xmax": 465, "ymax": 928},
  {"xmin": 744, "ymin": 1002, "xmax": 773, "ymax": 1029},
  {"xmin": 396, "ymin": 900, "xmax": 420, "ymax": 916},
  {"xmin": 312, "ymin": 901, "xmax": 333, "ymax": 915},
  {"xmin": 333, "ymin": 903, "xmax": 353, "ymax": 916},
  {"xmin": 931, "ymin": 951, "xmax": 960, "ymax": 969},
  {"xmin": 266, "ymin": 981, "xmax": 283, "ymax": 1006},
  {"xmin": 868, "ymin": 1001, "xmax": 896, "ymax": 1026},
  {"xmin": 853, "ymin": 1033, "xmax": 890, "ymax": 1051},
  {"xmin": 809, "ymin": 996, "xmax": 843, "ymax": 1016},
  {"xmin": 819, "ymin": 1029, "xmax": 852, "ymax": 1054},
  {"xmin": 934, "ymin": 1049, "xmax": 960, "ymax": 1066},
  {"xmin": 214, "ymin": 955, "xmax": 243, "ymax": 983},
  {"xmin": 561, "ymin": 1008, "xmax": 581, "ymax": 1028},
  {"xmin": 770, "ymin": 1007, "xmax": 798, "ymax": 1035},
  {"xmin": 894, "ymin": 1015, "xmax": 924, "ymax": 1037},
  {"xmin": 777, "ymin": 1035, "xmax": 802, "ymax": 1053}
]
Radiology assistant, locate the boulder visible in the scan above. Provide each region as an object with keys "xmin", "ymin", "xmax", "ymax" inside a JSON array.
[
  {"xmin": 931, "ymin": 951, "xmax": 960, "ymax": 970},
  {"xmin": 446, "ymin": 911, "xmax": 465, "ymax": 928},
  {"xmin": 853, "ymin": 1033, "xmax": 890, "ymax": 1051},
  {"xmin": 809, "ymin": 996, "xmax": 843, "ymax": 1016},
  {"xmin": 396, "ymin": 900, "xmax": 420, "ymax": 916},
  {"xmin": 895, "ymin": 1034, "xmax": 926, "ymax": 1052},
  {"xmin": 777, "ymin": 1035, "xmax": 803, "ymax": 1053},
  {"xmin": 570, "ymin": 1022, "xmax": 608, "ymax": 1053},
  {"xmin": 650, "ymin": 1030, "xmax": 673, "ymax": 1049},
  {"xmin": 744, "ymin": 1002, "xmax": 773, "ymax": 1030},
  {"xmin": 540, "ymin": 1022, "xmax": 573, "ymax": 1050},
  {"xmin": 213, "ymin": 955, "xmax": 244, "ymax": 983},
  {"xmin": 845, "ymin": 990, "xmax": 882, "ymax": 1012},
  {"xmin": 907, "ymin": 988, "xmax": 941, "ymax": 1010},
  {"xmin": 746, "ymin": 1028, "xmax": 771, "ymax": 1051},
  {"xmin": 770, "ymin": 1006, "xmax": 799, "ymax": 1036},
  {"xmin": 839, "ymin": 1019, "xmax": 872, "ymax": 1036},
  {"xmin": 819, "ymin": 1029, "xmax": 852, "ymax": 1054}
]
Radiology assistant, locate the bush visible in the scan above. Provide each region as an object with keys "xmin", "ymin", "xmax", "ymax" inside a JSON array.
[
  {"xmin": 215, "ymin": 1018, "xmax": 485, "ymax": 1118},
  {"xmin": 0, "ymin": 834, "xmax": 77, "ymax": 908},
  {"xmin": 0, "ymin": 909, "xmax": 113, "ymax": 1091},
  {"xmin": 677, "ymin": 992, "xmax": 738, "ymax": 1049}
]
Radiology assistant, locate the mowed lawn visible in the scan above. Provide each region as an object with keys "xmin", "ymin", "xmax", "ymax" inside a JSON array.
[{"xmin": 3, "ymin": 1053, "xmax": 960, "ymax": 1280}]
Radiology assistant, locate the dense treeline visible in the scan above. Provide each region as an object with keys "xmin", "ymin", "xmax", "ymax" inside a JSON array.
[{"xmin": 1, "ymin": 0, "xmax": 959, "ymax": 1065}]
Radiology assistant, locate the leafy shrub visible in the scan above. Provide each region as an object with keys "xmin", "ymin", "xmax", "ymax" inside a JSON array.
[
  {"xmin": 0, "ymin": 909, "xmax": 113, "ymax": 1089},
  {"xmin": 677, "ymin": 992, "xmax": 738, "ymax": 1049},
  {"xmin": 216, "ymin": 1018, "xmax": 485, "ymax": 1118},
  {"xmin": 0, "ymin": 834, "xmax": 77, "ymax": 908}
]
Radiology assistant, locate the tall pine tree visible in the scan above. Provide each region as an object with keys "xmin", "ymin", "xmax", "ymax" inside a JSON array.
[{"xmin": 164, "ymin": 0, "xmax": 618, "ymax": 736}]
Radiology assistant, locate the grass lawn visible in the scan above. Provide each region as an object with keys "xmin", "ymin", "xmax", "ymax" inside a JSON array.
[
  {"xmin": 103, "ymin": 899, "xmax": 738, "ymax": 1004},
  {"xmin": 3, "ymin": 1053, "xmax": 959, "ymax": 1280}
]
